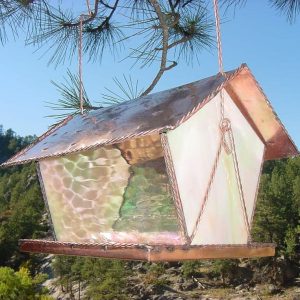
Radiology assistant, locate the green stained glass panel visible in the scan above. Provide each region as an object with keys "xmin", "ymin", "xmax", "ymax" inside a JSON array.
[{"xmin": 39, "ymin": 134, "xmax": 182, "ymax": 245}]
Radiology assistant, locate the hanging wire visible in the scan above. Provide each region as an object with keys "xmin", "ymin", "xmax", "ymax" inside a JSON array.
[
  {"xmin": 78, "ymin": 0, "xmax": 93, "ymax": 114},
  {"xmin": 86, "ymin": 0, "xmax": 92, "ymax": 16},
  {"xmin": 78, "ymin": 16, "xmax": 84, "ymax": 114},
  {"xmin": 189, "ymin": 0, "xmax": 251, "ymax": 243},
  {"xmin": 212, "ymin": 0, "xmax": 227, "ymax": 140},
  {"xmin": 212, "ymin": 0, "xmax": 228, "ymax": 149},
  {"xmin": 212, "ymin": 0, "xmax": 225, "ymax": 76},
  {"xmin": 212, "ymin": 0, "xmax": 251, "ymax": 240}
]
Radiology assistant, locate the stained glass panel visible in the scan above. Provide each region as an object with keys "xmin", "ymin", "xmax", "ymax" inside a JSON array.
[{"xmin": 39, "ymin": 134, "xmax": 182, "ymax": 245}]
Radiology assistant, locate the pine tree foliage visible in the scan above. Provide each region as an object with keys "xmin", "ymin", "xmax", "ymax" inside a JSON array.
[
  {"xmin": 220, "ymin": 0, "xmax": 300, "ymax": 22},
  {"xmin": 252, "ymin": 158, "xmax": 300, "ymax": 258},
  {"xmin": 0, "ymin": 266, "xmax": 51, "ymax": 299},
  {"xmin": 52, "ymin": 256, "xmax": 130, "ymax": 299},
  {"xmin": 0, "ymin": 1, "xmax": 214, "ymax": 81},
  {"xmin": 0, "ymin": 128, "xmax": 46, "ymax": 267}
]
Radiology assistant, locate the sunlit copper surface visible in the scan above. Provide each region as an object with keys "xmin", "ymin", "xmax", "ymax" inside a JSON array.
[{"xmin": 225, "ymin": 68, "xmax": 298, "ymax": 160}]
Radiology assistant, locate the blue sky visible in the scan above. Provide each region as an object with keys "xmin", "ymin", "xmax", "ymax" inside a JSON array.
[{"xmin": 0, "ymin": 1, "xmax": 299, "ymax": 148}]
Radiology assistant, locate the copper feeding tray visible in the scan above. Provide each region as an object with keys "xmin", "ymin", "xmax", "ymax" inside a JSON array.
[{"xmin": 19, "ymin": 240, "xmax": 275, "ymax": 261}]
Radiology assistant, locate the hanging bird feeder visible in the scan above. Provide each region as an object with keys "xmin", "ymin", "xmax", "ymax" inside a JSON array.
[
  {"xmin": 1, "ymin": 0, "xmax": 298, "ymax": 262},
  {"xmin": 1, "ymin": 64, "xmax": 298, "ymax": 261}
]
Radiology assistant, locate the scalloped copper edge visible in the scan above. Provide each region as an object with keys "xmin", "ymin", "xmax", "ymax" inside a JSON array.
[{"xmin": 19, "ymin": 239, "xmax": 275, "ymax": 261}]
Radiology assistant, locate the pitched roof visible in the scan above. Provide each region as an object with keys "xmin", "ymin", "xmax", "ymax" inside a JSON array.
[{"xmin": 1, "ymin": 64, "xmax": 298, "ymax": 167}]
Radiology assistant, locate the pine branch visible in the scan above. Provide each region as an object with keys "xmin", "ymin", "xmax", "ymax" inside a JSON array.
[
  {"xmin": 63, "ymin": 0, "xmax": 99, "ymax": 27},
  {"xmin": 26, "ymin": 0, "xmax": 123, "ymax": 65},
  {"xmin": 270, "ymin": 0, "xmax": 300, "ymax": 22},
  {"xmin": 221, "ymin": 0, "xmax": 300, "ymax": 22},
  {"xmin": 46, "ymin": 70, "xmax": 100, "ymax": 121},
  {"xmin": 101, "ymin": 75, "xmax": 143, "ymax": 105},
  {"xmin": 170, "ymin": 7, "xmax": 214, "ymax": 65},
  {"xmin": 0, "ymin": 0, "xmax": 48, "ymax": 45},
  {"xmin": 141, "ymin": 0, "xmax": 173, "ymax": 96}
]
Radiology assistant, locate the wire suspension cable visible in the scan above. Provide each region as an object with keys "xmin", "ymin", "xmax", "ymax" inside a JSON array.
[
  {"xmin": 212, "ymin": 0, "xmax": 224, "ymax": 75},
  {"xmin": 79, "ymin": 16, "xmax": 84, "ymax": 115},
  {"xmin": 78, "ymin": 2, "xmax": 93, "ymax": 115},
  {"xmin": 188, "ymin": 0, "xmax": 251, "ymax": 243},
  {"xmin": 212, "ymin": 0, "xmax": 250, "ymax": 241},
  {"xmin": 86, "ymin": 0, "xmax": 91, "ymax": 15}
]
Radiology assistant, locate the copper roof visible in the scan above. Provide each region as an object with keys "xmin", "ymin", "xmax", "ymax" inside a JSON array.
[{"xmin": 1, "ymin": 64, "xmax": 298, "ymax": 167}]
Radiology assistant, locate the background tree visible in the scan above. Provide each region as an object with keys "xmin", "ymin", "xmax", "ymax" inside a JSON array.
[
  {"xmin": 0, "ymin": 266, "xmax": 51, "ymax": 299},
  {"xmin": 252, "ymin": 158, "xmax": 300, "ymax": 258},
  {"xmin": 0, "ymin": 128, "xmax": 45, "ymax": 267},
  {"xmin": 52, "ymin": 256, "xmax": 130, "ymax": 299}
]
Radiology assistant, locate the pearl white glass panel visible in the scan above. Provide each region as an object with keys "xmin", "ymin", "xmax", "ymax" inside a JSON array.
[
  {"xmin": 167, "ymin": 97, "xmax": 221, "ymax": 236},
  {"xmin": 191, "ymin": 147, "xmax": 248, "ymax": 245},
  {"xmin": 167, "ymin": 91, "xmax": 264, "ymax": 244},
  {"xmin": 224, "ymin": 93, "xmax": 265, "ymax": 223}
]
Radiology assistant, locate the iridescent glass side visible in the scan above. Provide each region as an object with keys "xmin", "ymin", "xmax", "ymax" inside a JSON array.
[{"xmin": 39, "ymin": 134, "xmax": 182, "ymax": 245}]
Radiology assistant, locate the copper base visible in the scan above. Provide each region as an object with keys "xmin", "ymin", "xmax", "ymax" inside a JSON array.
[{"xmin": 19, "ymin": 239, "xmax": 275, "ymax": 261}]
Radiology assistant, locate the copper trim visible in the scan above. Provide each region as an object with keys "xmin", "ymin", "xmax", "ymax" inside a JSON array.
[
  {"xmin": 36, "ymin": 163, "xmax": 57, "ymax": 240},
  {"xmin": 2, "ymin": 115, "xmax": 73, "ymax": 167},
  {"xmin": 161, "ymin": 133, "xmax": 190, "ymax": 244},
  {"xmin": 248, "ymin": 145, "xmax": 266, "ymax": 243},
  {"xmin": 19, "ymin": 239, "xmax": 275, "ymax": 261},
  {"xmin": 1, "ymin": 127, "xmax": 167, "ymax": 167},
  {"xmin": 247, "ymin": 69, "xmax": 299, "ymax": 158},
  {"xmin": 229, "ymin": 128, "xmax": 251, "ymax": 240}
]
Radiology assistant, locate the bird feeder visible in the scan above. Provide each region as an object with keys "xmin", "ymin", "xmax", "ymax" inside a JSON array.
[{"xmin": 2, "ymin": 64, "xmax": 298, "ymax": 261}]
